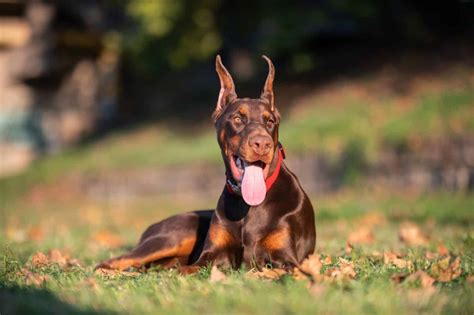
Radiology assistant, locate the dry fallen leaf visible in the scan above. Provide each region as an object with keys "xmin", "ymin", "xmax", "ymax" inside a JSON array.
[
  {"xmin": 209, "ymin": 266, "xmax": 227, "ymax": 282},
  {"xmin": 292, "ymin": 267, "xmax": 309, "ymax": 281},
  {"xmin": 384, "ymin": 252, "xmax": 413, "ymax": 269},
  {"xmin": 425, "ymin": 251, "xmax": 437, "ymax": 260},
  {"xmin": 49, "ymin": 249, "xmax": 69, "ymax": 267},
  {"xmin": 246, "ymin": 268, "xmax": 287, "ymax": 280},
  {"xmin": 322, "ymin": 255, "xmax": 333, "ymax": 265},
  {"xmin": 347, "ymin": 227, "xmax": 375, "ymax": 245},
  {"xmin": 323, "ymin": 258, "xmax": 357, "ymax": 282},
  {"xmin": 437, "ymin": 243, "xmax": 449, "ymax": 256},
  {"xmin": 405, "ymin": 270, "xmax": 435, "ymax": 288},
  {"xmin": 298, "ymin": 254, "xmax": 323, "ymax": 281},
  {"xmin": 19, "ymin": 268, "xmax": 49, "ymax": 287},
  {"xmin": 30, "ymin": 252, "xmax": 49, "ymax": 267},
  {"xmin": 27, "ymin": 226, "xmax": 44, "ymax": 242},
  {"xmin": 336, "ymin": 257, "xmax": 357, "ymax": 279},
  {"xmin": 357, "ymin": 212, "xmax": 387, "ymax": 227},
  {"xmin": 30, "ymin": 250, "xmax": 82, "ymax": 269},
  {"xmin": 399, "ymin": 222, "xmax": 429, "ymax": 246},
  {"xmin": 294, "ymin": 255, "xmax": 358, "ymax": 283},
  {"xmin": 431, "ymin": 256, "xmax": 462, "ymax": 282}
]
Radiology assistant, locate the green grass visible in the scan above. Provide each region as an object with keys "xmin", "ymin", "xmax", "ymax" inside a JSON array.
[
  {"xmin": 382, "ymin": 89, "xmax": 474, "ymax": 145},
  {"xmin": 1, "ymin": 187, "xmax": 473, "ymax": 314},
  {"xmin": 2, "ymin": 265, "xmax": 472, "ymax": 315},
  {"xmin": 281, "ymin": 86, "xmax": 474, "ymax": 159}
]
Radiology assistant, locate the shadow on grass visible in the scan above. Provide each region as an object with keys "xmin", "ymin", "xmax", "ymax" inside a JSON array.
[{"xmin": 0, "ymin": 285, "xmax": 107, "ymax": 315}]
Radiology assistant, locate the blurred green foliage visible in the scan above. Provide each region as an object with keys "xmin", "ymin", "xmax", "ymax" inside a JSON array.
[
  {"xmin": 122, "ymin": 0, "xmax": 222, "ymax": 73},
  {"xmin": 117, "ymin": 0, "xmax": 471, "ymax": 75}
]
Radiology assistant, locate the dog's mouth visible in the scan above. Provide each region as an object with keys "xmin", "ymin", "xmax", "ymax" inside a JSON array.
[{"xmin": 229, "ymin": 155, "xmax": 270, "ymax": 206}]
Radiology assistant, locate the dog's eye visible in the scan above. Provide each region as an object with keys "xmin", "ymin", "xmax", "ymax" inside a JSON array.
[
  {"xmin": 266, "ymin": 119, "xmax": 275, "ymax": 129},
  {"xmin": 233, "ymin": 116, "xmax": 242, "ymax": 123}
]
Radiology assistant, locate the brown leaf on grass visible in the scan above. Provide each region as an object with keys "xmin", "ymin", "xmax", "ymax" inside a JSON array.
[
  {"xmin": 335, "ymin": 258, "xmax": 357, "ymax": 279},
  {"xmin": 209, "ymin": 266, "xmax": 227, "ymax": 282},
  {"xmin": 405, "ymin": 270, "xmax": 435, "ymax": 288},
  {"xmin": 92, "ymin": 230, "xmax": 123, "ymax": 248},
  {"xmin": 27, "ymin": 226, "xmax": 44, "ymax": 242},
  {"xmin": 323, "ymin": 258, "xmax": 357, "ymax": 282},
  {"xmin": 30, "ymin": 250, "xmax": 82, "ymax": 269},
  {"xmin": 431, "ymin": 256, "xmax": 462, "ymax": 282},
  {"xmin": 294, "ymin": 256, "xmax": 357, "ymax": 283},
  {"xmin": 399, "ymin": 222, "xmax": 429, "ymax": 246},
  {"xmin": 298, "ymin": 254, "xmax": 323, "ymax": 281},
  {"xmin": 322, "ymin": 255, "xmax": 333, "ymax": 265},
  {"xmin": 347, "ymin": 227, "xmax": 375, "ymax": 245},
  {"xmin": 66, "ymin": 258, "xmax": 83, "ymax": 268},
  {"xmin": 384, "ymin": 252, "xmax": 413, "ymax": 269},
  {"xmin": 437, "ymin": 243, "xmax": 449, "ymax": 256},
  {"xmin": 49, "ymin": 249, "xmax": 69, "ymax": 267},
  {"xmin": 467, "ymin": 275, "xmax": 474, "ymax": 283},
  {"xmin": 292, "ymin": 267, "xmax": 309, "ymax": 281},
  {"xmin": 425, "ymin": 251, "xmax": 437, "ymax": 260},
  {"xmin": 19, "ymin": 268, "xmax": 49, "ymax": 287},
  {"xmin": 357, "ymin": 212, "xmax": 387, "ymax": 227},
  {"xmin": 246, "ymin": 268, "xmax": 287, "ymax": 280},
  {"xmin": 48, "ymin": 249, "xmax": 83, "ymax": 268},
  {"xmin": 94, "ymin": 268, "xmax": 141, "ymax": 277},
  {"xmin": 31, "ymin": 252, "xmax": 49, "ymax": 267}
]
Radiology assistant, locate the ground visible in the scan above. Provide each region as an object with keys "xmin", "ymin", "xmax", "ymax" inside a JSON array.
[{"xmin": 1, "ymin": 63, "xmax": 473, "ymax": 314}]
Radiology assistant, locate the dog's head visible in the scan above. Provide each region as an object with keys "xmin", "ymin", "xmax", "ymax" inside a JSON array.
[{"xmin": 212, "ymin": 55, "xmax": 280, "ymax": 206}]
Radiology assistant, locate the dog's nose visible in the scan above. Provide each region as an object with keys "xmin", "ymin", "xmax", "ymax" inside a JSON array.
[{"xmin": 249, "ymin": 135, "xmax": 273, "ymax": 156}]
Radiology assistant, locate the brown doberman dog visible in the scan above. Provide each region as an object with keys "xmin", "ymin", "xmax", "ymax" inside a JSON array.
[{"xmin": 97, "ymin": 55, "xmax": 316, "ymax": 272}]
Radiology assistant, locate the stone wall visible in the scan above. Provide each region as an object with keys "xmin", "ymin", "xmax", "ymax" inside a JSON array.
[{"xmin": 0, "ymin": 0, "xmax": 118, "ymax": 176}]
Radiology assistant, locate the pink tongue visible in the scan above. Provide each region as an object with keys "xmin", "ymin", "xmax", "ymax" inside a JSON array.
[{"xmin": 241, "ymin": 163, "xmax": 266, "ymax": 206}]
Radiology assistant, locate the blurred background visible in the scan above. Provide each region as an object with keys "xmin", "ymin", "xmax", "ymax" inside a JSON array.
[
  {"xmin": 1, "ymin": 2, "xmax": 473, "ymax": 312},
  {"xmin": 0, "ymin": 0, "xmax": 473, "ymax": 253}
]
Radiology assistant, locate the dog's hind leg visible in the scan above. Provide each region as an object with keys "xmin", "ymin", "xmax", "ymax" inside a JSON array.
[
  {"xmin": 96, "ymin": 235, "xmax": 196, "ymax": 270},
  {"xmin": 96, "ymin": 210, "xmax": 213, "ymax": 271}
]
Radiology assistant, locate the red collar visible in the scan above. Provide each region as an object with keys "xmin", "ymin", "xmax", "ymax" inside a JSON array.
[{"xmin": 226, "ymin": 143, "xmax": 285, "ymax": 195}]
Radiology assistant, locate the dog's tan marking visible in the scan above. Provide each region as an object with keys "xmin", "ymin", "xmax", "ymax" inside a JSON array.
[
  {"xmin": 238, "ymin": 105, "xmax": 249, "ymax": 116},
  {"xmin": 209, "ymin": 225, "xmax": 235, "ymax": 248},
  {"xmin": 219, "ymin": 129, "xmax": 226, "ymax": 144},
  {"xmin": 230, "ymin": 135, "xmax": 241, "ymax": 150},
  {"xmin": 261, "ymin": 228, "xmax": 289, "ymax": 251},
  {"xmin": 107, "ymin": 237, "xmax": 196, "ymax": 270}
]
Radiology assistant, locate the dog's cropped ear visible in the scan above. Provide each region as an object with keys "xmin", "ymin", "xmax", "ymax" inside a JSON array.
[
  {"xmin": 261, "ymin": 55, "xmax": 275, "ymax": 112},
  {"xmin": 213, "ymin": 55, "xmax": 237, "ymax": 121}
]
